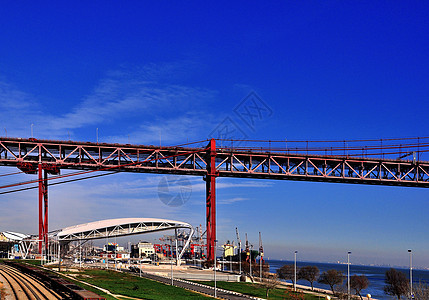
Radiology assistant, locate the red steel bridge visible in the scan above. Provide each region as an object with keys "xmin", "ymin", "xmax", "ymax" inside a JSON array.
[{"xmin": 0, "ymin": 136, "xmax": 428, "ymax": 260}]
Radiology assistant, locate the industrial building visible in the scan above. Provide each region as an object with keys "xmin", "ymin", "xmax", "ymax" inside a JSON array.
[{"xmin": 131, "ymin": 241, "xmax": 155, "ymax": 258}]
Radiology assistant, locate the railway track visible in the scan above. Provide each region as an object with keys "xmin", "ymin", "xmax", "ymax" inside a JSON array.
[{"xmin": 0, "ymin": 264, "xmax": 62, "ymax": 300}]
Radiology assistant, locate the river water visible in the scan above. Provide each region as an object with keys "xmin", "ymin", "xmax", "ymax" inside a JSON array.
[{"xmin": 267, "ymin": 260, "xmax": 429, "ymax": 299}]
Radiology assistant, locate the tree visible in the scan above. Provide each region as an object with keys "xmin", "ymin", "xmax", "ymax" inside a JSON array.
[
  {"xmin": 413, "ymin": 281, "xmax": 429, "ymax": 300},
  {"xmin": 298, "ymin": 266, "xmax": 319, "ymax": 290},
  {"xmin": 384, "ymin": 268, "xmax": 409, "ymax": 299},
  {"xmin": 350, "ymin": 274, "xmax": 369, "ymax": 300},
  {"xmin": 277, "ymin": 264, "xmax": 298, "ymax": 285},
  {"xmin": 260, "ymin": 273, "xmax": 281, "ymax": 298},
  {"xmin": 318, "ymin": 269, "xmax": 344, "ymax": 293}
]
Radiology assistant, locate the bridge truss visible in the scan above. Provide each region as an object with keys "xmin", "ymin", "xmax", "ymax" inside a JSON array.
[{"xmin": 0, "ymin": 137, "xmax": 428, "ymax": 260}]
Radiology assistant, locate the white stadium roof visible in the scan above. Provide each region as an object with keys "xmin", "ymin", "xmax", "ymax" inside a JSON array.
[
  {"xmin": 0, "ymin": 231, "xmax": 29, "ymax": 242},
  {"xmin": 55, "ymin": 217, "xmax": 194, "ymax": 263},
  {"xmin": 56, "ymin": 217, "xmax": 193, "ymax": 242},
  {"xmin": 58, "ymin": 218, "xmax": 191, "ymax": 238}
]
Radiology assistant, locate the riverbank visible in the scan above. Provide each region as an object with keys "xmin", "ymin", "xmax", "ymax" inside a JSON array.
[{"xmin": 267, "ymin": 259, "xmax": 429, "ymax": 299}]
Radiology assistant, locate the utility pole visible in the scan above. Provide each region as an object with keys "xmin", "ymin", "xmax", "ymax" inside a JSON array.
[
  {"xmin": 409, "ymin": 249, "xmax": 413, "ymax": 298},
  {"xmin": 347, "ymin": 252, "xmax": 351, "ymax": 300},
  {"xmin": 249, "ymin": 244, "xmax": 253, "ymax": 277},
  {"xmin": 294, "ymin": 251, "xmax": 298, "ymax": 292},
  {"xmin": 214, "ymin": 239, "xmax": 218, "ymax": 298},
  {"xmin": 236, "ymin": 228, "xmax": 242, "ymax": 274},
  {"xmin": 259, "ymin": 232, "xmax": 263, "ymax": 282}
]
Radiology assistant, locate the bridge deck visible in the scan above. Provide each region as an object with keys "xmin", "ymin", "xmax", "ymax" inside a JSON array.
[{"xmin": 0, "ymin": 137, "xmax": 428, "ymax": 187}]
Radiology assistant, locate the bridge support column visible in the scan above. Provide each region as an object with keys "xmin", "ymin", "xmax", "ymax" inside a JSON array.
[
  {"xmin": 205, "ymin": 138, "xmax": 217, "ymax": 262},
  {"xmin": 38, "ymin": 164, "xmax": 48, "ymax": 255}
]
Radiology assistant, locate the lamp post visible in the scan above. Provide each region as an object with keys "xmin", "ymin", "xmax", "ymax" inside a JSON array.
[
  {"xmin": 58, "ymin": 242, "xmax": 61, "ymax": 272},
  {"xmin": 79, "ymin": 240, "xmax": 82, "ymax": 269},
  {"xmin": 114, "ymin": 236, "xmax": 117, "ymax": 270},
  {"xmin": 170, "ymin": 258, "xmax": 174, "ymax": 285},
  {"xmin": 239, "ymin": 241, "xmax": 242, "ymax": 274},
  {"xmin": 230, "ymin": 244, "xmax": 233, "ymax": 273},
  {"xmin": 249, "ymin": 244, "xmax": 253, "ymax": 277},
  {"xmin": 347, "ymin": 251, "xmax": 351, "ymax": 300},
  {"xmin": 294, "ymin": 251, "xmax": 298, "ymax": 292},
  {"xmin": 214, "ymin": 239, "xmax": 218, "ymax": 298},
  {"xmin": 408, "ymin": 249, "xmax": 413, "ymax": 298},
  {"xmin": 106, "ymin": 229, "xmax": 108, "ymax": 270},
  {"xmin": 170, "ymin": 237, "xmax": 174, "ymax": 285}
]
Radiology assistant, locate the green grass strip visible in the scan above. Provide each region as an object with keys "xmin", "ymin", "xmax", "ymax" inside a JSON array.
[
  {"xmin": 193, "ymin": 281, "xmax": 321, "ymax": 300},
  {"xmin": 71, "ymin": 269, "xmax": 211, "ymax": 300}
]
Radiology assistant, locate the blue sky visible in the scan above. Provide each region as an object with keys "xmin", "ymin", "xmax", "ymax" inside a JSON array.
[{"xmin": 0, "ymin": 1, "xmax": 428, "ymax": 267}]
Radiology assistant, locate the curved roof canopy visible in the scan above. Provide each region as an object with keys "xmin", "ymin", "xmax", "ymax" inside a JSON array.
[
  {"xmin": 56, "ymin": 218, "xmax": 194, "ymax": 264},
  {"xmin": 56, "ymin": 218, "xmax": 193, "ymax": 242},
  {"xmin": 0, "ymin": 231, "xmax": 29, "ymax": 242}
]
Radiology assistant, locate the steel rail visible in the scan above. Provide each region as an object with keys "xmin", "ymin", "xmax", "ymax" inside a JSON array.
[
  {"xmin": 1, "ymin": 264, "xmax": 61, "ymax": 300},
  {"xmin": 0, "ymin": 267, "xmax": 20, "ymax": 299},
  {"xmin": 0, "ymin": 265, "xmax": 40, "ymax": 299}
]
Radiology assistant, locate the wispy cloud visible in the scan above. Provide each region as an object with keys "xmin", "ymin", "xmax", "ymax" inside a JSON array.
[
  {"xmin": 46, "ymin": 81, "xmax": 215, "ymax": 133},
  {"xmin": 218, "ymin": 197, "xmax": 249, "ymax": 205},
  {"xmin": 0, "ymin": 61, "xmax": 259, "ymax": 237},
  {"xmin": 0, "ymin": 62, "xmax": 218, "ymax": 143},
  {"xmin": 78, "ymin": 175, "xmax": 272, "ymax": 198}
]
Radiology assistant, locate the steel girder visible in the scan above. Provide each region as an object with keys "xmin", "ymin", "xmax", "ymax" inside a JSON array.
[
  {"xmin": 0, "ymin": 138, "xmax": 208, "ymax": 175},
  {"xmin": 0, "ymin": 137, "xmax": 427, "ymax": 186},
  {"xmin": 1, "ymin": 137, "xmax": 428, "ymax": 263},
  {"xmin": 213, "ymin": 152, "xmax": 429, "ymax": 187}
]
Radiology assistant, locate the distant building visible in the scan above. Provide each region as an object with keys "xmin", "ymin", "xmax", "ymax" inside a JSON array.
[
  {"xmin": 131, "ymin": 244, "xmax": 139, "ymax": 258},
  {"xmin": 115, "ymin": 251, "xmax": 130, "ymax": 259},
  {"xmin": 134, "ymin": 241, "xmax": 154, "ymax": 258},
  {"xmin": 103, "ymin": 243, "xmax": 124, "ymax": 252},
  {"xmin": 222, "ymin": 243, "xmax": 236, "ymax": 258}
]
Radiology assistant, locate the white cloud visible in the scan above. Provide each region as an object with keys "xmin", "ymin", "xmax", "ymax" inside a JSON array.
[
  {"xmin": 46, "ymin": 81, "xmax": 215, "ymax": 133},
  {"xmin": 0, "ymin": 62, "xmax": 218, "ymax": 142},
  {"xmin": 0, "ymin": 61, "xmax": 259, "ymax": 238},
  {"xmin": 218, "ymin": 197, "xmax": 249, "ymax": 205}
]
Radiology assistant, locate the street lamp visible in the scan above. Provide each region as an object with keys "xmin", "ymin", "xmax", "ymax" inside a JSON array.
[
  {"xmin": 238, "ymin": 241, "xmax": 242, "ymax": 275},
  {"xmin": 347, "ymin": 251, "xmax": 352, "ymax": 300},
  {"xmin": 214, "ymin": 240, "xmax": 218, "ymax": 298},
  {"xmin": 170, "ymin": 257, "xmax": 173, "ymax": 285},
  {"xmin": 408, "ymin": 249, "xmax": 413, "ymax": 297},
  {"xmin": 294, "ymin": 251, "xmax": 298, "ymax": 292},
  {"xmin": 249, "ymin": 244, "xmax": 253, "ymax": 277},
  {"xmin": 79, "ymin": 239, "xmax": 82, "ymax": 269}
]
